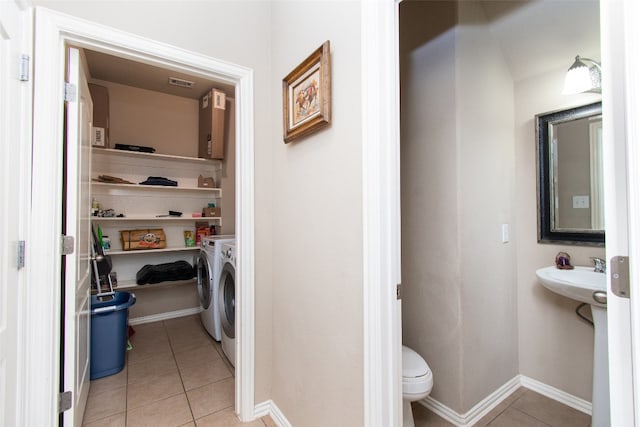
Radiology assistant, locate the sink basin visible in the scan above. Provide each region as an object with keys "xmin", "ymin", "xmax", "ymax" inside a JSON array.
[
  {"xmin": 536, "ymin": 266, "xmax": 606, "ymax": 307},
  {"xmin": 536, "ymin": 265, "xmax": 610, "ymax": 426}
]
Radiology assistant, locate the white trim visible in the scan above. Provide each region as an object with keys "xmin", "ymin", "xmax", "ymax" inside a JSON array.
[
  {"xmin": 600, "ymin": 0, "xmax": 636, "ymax": 425},
  {"xmin": 520, "ymin": 376, "xmax": 592, "ymax": 415},
  {"xmin": 31, "ymin": 7, "xmax": 255, "ymax": 423},
  {"xmin": 128, "ymin": 307, "xmax": 202, "ymax": 326},
  {"xmin": 254, "ymin": 400, "xmax": 293, "ymax": 427},
  {"xmin": 361, "ymin": 1, "xmax": 403, "ymax": 426},
  {"xmin": 418, "ymin": 376, "xmax": 590, "ymax": 427},
  {"xmin": 419, "ymin": 376, "xmax": 520, "ymax": 426},
  {"xmin": 620, "ymin": 0, "xmax": 640, "ymax": 423},
  {"xmin": 235, "ymin": 65, "xmax": 256, "ymax": 422}
]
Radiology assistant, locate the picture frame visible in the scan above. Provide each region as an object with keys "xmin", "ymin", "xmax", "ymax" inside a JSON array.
[{"xmin": 282, "ymin": 40, "xmax": 331, "ymax": 143}]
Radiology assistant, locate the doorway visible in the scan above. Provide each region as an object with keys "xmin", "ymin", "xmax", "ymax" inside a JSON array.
[{"xmin": 30, "ymin": 8, "xmax": 256, "ymax": 425}]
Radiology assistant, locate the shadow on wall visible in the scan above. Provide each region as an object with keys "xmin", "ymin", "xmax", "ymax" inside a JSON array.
[{"xmin": 399, "ymin": 0, "xmax": 533, "ymax": 54}]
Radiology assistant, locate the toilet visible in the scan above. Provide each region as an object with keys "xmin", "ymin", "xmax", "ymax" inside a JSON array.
[{"xmin": 402, "ymin": 345, "xmax": 433, "ymax": 427}]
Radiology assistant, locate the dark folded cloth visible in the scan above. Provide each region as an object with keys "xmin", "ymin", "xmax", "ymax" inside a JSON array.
[
  {"xmin": 136, "ymin": 261, "xmax": 195, "ymax": 285},
  {"xmin": 139, "ymin": 176, "xmax": 178, "ymax": 186}
]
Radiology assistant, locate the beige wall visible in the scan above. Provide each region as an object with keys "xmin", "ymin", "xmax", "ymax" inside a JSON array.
[
  {"xmin": 34, "ymin": 0, "xmax": 274, "ymax": 404},
  {"xmin": 555, "ymin": 118, "xmax": 592, "ymax": 229},
  {"xmin": 89, "ymin": 79, "xmax": 199, "ymax": 157},
  {"xmin": 37, "ymin": 1, "xmax": 366, "ymax": 422},
  {"xmin": 400, "ymin": 0, "xmax": 518, "ymax": 413},
  {"xmin": 269, "ymin": 1, "xmax": 364, "ymax": 425},
  {"xmin": 401, "ymin": 0, "xmax": 604, "ymax": 412},
  {"xmin": 400, "ymin": 0, "xmax": 462, "ymax": 410},
  {"xmin": 515, "ymin": 67, "xmax": 603, "ymax": 401},
  {"xmin": 457, "ymin": 1, "xmax": 519, "ymax": 411}
]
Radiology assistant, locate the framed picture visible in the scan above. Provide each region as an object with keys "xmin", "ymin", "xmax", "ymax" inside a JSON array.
[{"xmin": 282, "ymin": 40, "xmax": 331, "ymax": 143}]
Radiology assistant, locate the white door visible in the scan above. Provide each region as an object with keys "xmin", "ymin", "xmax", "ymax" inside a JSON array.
[
  {"xmin": 62, "ymin": 46, "xmax": 93, "ymax": 426},
  {"xmin": 0, "ymin": 2, "xmax": 31, "ymax": 426},
  {"xmin": 602, "ymin": 0, "xmax": 640, "ymax": 425}
]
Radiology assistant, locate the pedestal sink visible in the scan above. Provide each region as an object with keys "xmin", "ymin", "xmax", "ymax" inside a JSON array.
[{"xmin": 536, "ymin": 266, "xmax": 609, "ymax": 427}]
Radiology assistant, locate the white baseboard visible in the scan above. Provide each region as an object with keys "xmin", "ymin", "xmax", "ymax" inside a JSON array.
[
  {"xmin": 417, "ymin": 375, "xmax": 591, "ymax": 426},
  {"xmin": 419, "ymin": 375, "xmax": 521, "ymax": 426},
  {"xmin": 254, "ymin": 400, "xmax": 292, "ymax": 427},
  {"xmin": 129, "ymin": 307, "xmax": 202, "ymax": 325},
  {"xmin": 520, "ymin": 375, "xmax": 592, "ymax": 415}
]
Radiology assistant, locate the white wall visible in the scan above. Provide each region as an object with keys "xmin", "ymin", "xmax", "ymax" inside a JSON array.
[
  {"xmin": 400, "ymin": 0, "xmax": 518, "ymax": 413},
  {"xmin": 515, "ymin": 67, "xmax": 603, "ymax": 401},
  {"xmin": 269, "ymin": 2, "xmax": 365, "ymax": 425},
  {"xmin": 32, "ymin": 0, "xmax": 274, "ymax": 404}
]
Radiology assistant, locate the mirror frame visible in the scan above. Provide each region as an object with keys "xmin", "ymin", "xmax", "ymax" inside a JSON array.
[{"xmin": 536, "ymin": 101, "xmax": 604, "ymax": 246}]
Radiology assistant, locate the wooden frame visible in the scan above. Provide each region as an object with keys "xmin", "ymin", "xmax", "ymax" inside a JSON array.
[
  {"xmin": 535, "ymin": 101, "xmax": 604, "ymax": 246},
  {"xmin": 282, "ymin": 40, "xmax": 331, "ymax": 143}
]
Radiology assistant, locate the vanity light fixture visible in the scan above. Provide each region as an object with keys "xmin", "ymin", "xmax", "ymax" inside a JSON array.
[{"xmin": 562, "ymin": 55, "xmax": 602, "ymax": 95}]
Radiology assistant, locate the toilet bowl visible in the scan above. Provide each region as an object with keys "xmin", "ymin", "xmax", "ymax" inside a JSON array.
[{"xmin": 402, "ymin": 345, "xmax": 433, "ymax": 427}]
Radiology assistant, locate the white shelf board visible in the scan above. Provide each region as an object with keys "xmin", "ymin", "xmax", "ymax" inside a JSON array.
[
  {"xmin": 106, "ymin": 246, "xmax": 200, "ymax": 256},
  {"xmin": 93, "ymin": 216, "xmax": 221, "ymax": 222},
  {"xmin": 94, "ymin": 148, "xmax": 220, "ymax": 165},
  {"xmin": 92, "ymin": 181, "xmax": 221, "ymax": 193},
  {"xmin": 93, "ymin": 277, "xmax": 197, "ymax": 292}
]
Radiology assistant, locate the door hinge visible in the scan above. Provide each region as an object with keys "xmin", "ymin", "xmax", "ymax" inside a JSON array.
[
  {"xmin": 58, "ymin": 391, "xmax": 72, "ymax": 413},
  {"xmin": 64, "ymin": 83, "xmax": 77, "ymax": 102},
  {"xmin": 611, "ymin": 256, "xmax": 630, "ymax": 299},
  {"xmin": 19, "ymin": 54, "xmax": 30, "ymax": 82},
  {"xmin": 61, "ymin": 235, "xmax": 75, "ymax": 256},
  {"xmin": 17, "ymin": 240, "xmax": 25, "ymax": 269},
  {"xmin": 396, "ymin": 283, "xmax": 402, "ymax": 300}
]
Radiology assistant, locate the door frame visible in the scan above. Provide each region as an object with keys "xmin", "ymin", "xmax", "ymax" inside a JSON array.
[
  {"xmin": 602, "ymin": 0, "xmax": 640, "ymax": 424},
  {"xmin": 28, "ymin": 7, "xmax": 255, "ymax": 425},
  {"xmin": 361, "ymin": 1, "xmax": 403, "ymax": 425}
]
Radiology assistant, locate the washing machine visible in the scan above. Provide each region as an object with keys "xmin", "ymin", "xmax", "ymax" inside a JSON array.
[
  {"xmin": 195, "ymin": 235, "xmax": 235, "ymax": 340},
  {"xmin": 219, "ymin": 241, "xmax": 236, "ymax": 366}
]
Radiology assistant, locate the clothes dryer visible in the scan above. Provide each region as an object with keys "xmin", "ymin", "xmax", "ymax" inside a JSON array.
[
  {"xmin": 219, "ymin": 241, "xmax": 236, "ymax": 366},
  {"xmin": 195, "ymin": 235, "xmax": 235, "ymax": 340}
]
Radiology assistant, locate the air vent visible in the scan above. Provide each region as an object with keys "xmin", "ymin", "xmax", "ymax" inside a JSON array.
[{"xmin": 168, "ymin": 77, "xmax": 195, "ymax": 88}]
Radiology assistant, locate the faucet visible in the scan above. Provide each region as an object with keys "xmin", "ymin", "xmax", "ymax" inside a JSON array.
[{"xmin": 591, "ymin": 257, "xmax": 606, "ymax": 273}]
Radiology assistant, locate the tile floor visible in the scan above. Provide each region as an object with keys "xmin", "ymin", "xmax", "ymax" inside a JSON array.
[
  {"xmin": 84, "ymin": 314, "xmax": 590, "ymax": 427},
  {"xmin": 413, "ymin": 386, "xmax": 591, "ymax": 427},
  {"xmin": 82, "ymin": 315, "xmax": 275, "ymax": 427}
]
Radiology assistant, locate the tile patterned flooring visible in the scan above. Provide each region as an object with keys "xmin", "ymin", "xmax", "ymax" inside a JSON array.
[
  {"xmin": 82, "ymin": 315, "xmax": 275, "ymax": 427},
  {"xmin": 84, "ymin": 315, "xmax": 590, "ymax": 427},
  {"xmin": 413, "ymin": 386, "xmax": 592, "ymax": 427}
]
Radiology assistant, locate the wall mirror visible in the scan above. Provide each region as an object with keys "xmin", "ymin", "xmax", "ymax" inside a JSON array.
[{"xmin": 536, "ymin": 102, "xmax": 604, "ymax": 246}]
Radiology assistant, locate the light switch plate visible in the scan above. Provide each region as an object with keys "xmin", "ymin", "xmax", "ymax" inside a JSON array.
[{"xmin": 572, "ymin": 195, "xmax": 590, "ymax": 209}]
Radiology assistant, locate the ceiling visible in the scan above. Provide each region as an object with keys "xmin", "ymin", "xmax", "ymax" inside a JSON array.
[
  {"xmin": 84, "ymin": 0, "xmax": 600, "ymax": 98},
  {"xmin": 84, "ymin": 49, "xmax": 235, "ymax": 100},
  {"xmin": 480, "ymin": 0, "xmax": 600, "ymax": 82}
]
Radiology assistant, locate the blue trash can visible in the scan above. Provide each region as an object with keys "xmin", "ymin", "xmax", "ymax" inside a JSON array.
[{"xmin": 90, "ymin": 291, "xmax": 136, "ymax": 380}]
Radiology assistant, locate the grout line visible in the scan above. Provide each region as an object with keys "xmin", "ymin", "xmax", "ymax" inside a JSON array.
[
  {"xmin": 509, "ymin": 407, "xmax": 554, "ymax": 427},
  {"xmin": 163, "ymin": 319, "xmax": 197, "ymax": 425},
  {"xmin": 124, "ymin": 353, "xmax": 129, "ymax": 426}
]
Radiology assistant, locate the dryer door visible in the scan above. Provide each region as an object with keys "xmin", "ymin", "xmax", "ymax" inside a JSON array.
[
  {"xmin": 196, "ymin": 252, "xmax": 213, "ymax": 309},
  {"xmin": 219, "ymin": 262, "xmax": 235, "ymax": 339}
]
